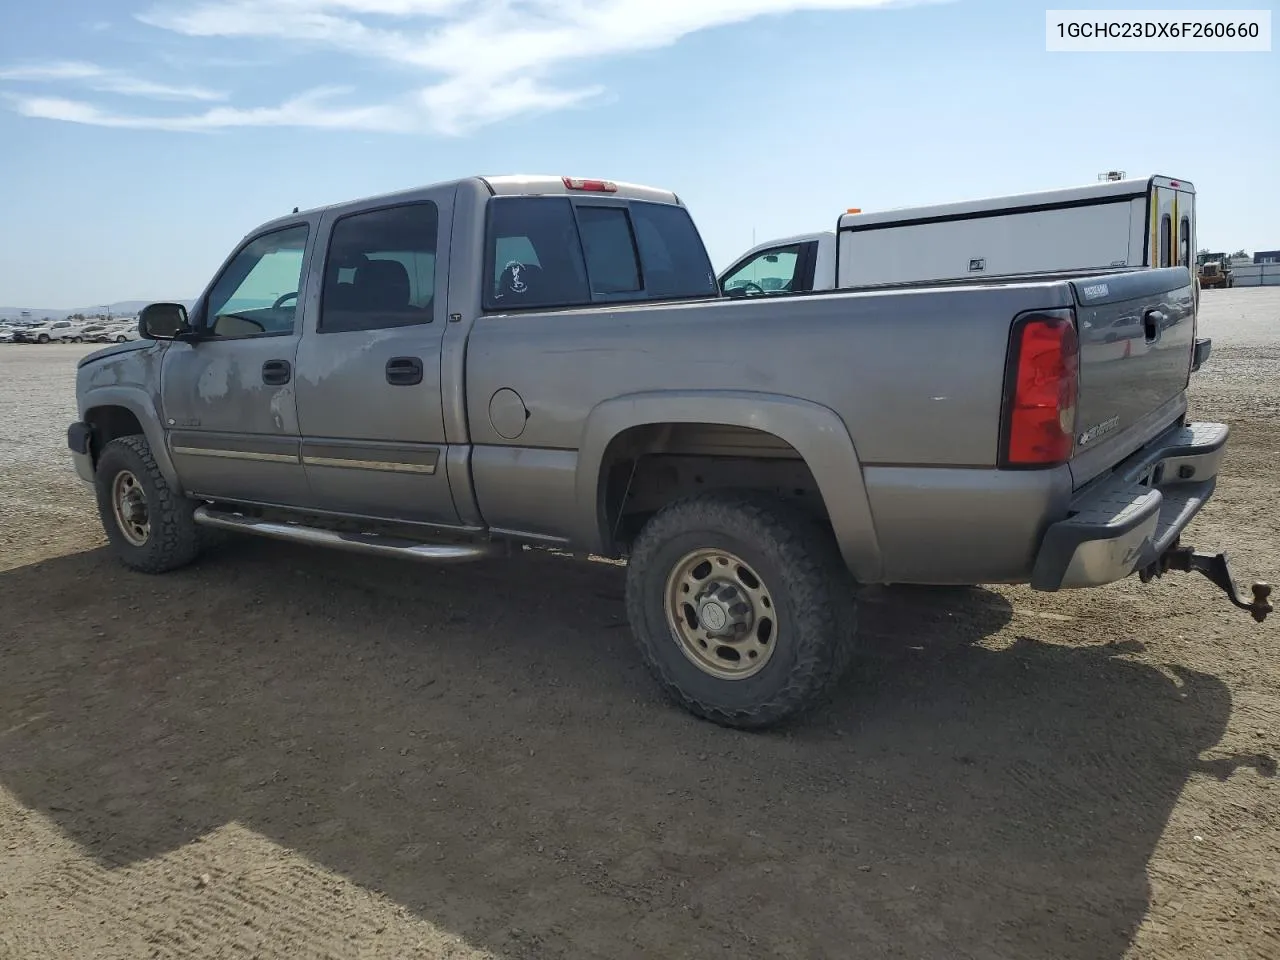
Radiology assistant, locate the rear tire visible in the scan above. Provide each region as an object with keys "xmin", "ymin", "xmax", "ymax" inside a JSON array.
[
  {"xmin": 625, "ymin": 492, "xmax": 858, "ymax": 730},
  {"xmin": 94, "ymin": 435, "xmax": 204, "ymax": 574}
]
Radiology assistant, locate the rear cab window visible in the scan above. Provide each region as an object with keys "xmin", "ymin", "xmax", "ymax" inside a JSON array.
[{"xmin": 484, "ymin": 196, "xmax": 718, "ymax": 311}]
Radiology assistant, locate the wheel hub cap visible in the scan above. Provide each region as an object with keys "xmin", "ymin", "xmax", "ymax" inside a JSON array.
[
  {"xmin": 696, "ymin": 583, "xmax": 751, "ymax": 636},
  {"xmin": 664, "ymin": 548, "xmax": 778, "ymax": 681},
  {"xmin": 110, "ymin": 470, "xmax": 150, "ymax": 547}
]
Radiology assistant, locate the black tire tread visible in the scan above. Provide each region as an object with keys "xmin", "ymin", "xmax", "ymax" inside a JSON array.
[
  {"xmin": 95, "ymin": 434, "xmax": 203, "ymax": 574},
  {"xmin": 625, "ymin": 491, "xmax": 858, "ymax": 730}
]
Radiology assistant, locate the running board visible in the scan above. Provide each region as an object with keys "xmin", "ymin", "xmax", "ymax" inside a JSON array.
[{"xmin": 192, "ymin": 506, "xmax": 505, "ymax": 564}]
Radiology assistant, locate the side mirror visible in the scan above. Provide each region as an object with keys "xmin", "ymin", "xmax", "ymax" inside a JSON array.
[{"xmin": 139, "ymin": 302, "xmax": 191, "ymax": 340}]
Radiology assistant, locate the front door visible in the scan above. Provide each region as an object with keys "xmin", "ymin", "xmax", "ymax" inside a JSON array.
[
  {"xmin": 160, "ymin": 221, "xmax": 313, "ymax": 506},
  {"xmin": 292, "ymin": 189, "xmax": 459, "ymax": 528}
]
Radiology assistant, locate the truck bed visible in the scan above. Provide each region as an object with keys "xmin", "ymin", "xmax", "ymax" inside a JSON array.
[{"xmin": 465, "ymin": 266, "xmax": 1197, "ymax": 583}]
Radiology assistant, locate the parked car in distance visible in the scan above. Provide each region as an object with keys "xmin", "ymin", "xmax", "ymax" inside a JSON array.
[
  {"xmin": 75, "ymin": 323, "xmax": 112, "ymax": 342},
  {"xmin": 91, "ymin": 321, "xmax": 140, "ymax": 343},
  {"xmin": 12, "ymin": 319, "xmax": 74, "ymax": 343},
  {"xmin": 68, "ymin": 173, "xmax": 1269, "ymax": 731}
]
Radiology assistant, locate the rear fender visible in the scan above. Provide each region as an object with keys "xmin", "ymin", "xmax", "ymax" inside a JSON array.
[{"xmin": 574, "ymin": 390, "xmax": 883, "ymax": 582}]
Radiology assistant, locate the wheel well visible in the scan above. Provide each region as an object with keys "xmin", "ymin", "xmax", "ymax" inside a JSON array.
[
  {"xmin": 85, "ymin": 405, "xmax": 144, "ymax": 462},
  {"xmin": 598, "ymin": 423, "xmax": 830, "ymax": 553}
]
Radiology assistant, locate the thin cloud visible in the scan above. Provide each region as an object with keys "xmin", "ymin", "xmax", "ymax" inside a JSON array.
[
  {"xmin": 0, "ymin": 59, "xmax": 225, "ymax": 101},
  {"xmin": 90, "ymin": 75, "xmax": 227, "ymax": 101},
  {"xmin": 0, "ymin": 62, "xmax": 105, "ymax": 82},
  {"xmin": 6, "ymin": 0, "xmax": 937, "ymax": 135},
  {"xmin": 10, "ymin": 88, "xmax": 408, "ymax": 131}
]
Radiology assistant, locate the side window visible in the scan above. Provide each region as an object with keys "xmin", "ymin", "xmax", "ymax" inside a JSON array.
[
  {"xmin": 1179, "ymin": 216, "xmax": 1191, "ymax": 267},
  {"xmin": 486, "ymin": 197, "xmax": 589, "ymax": 309},
  {"xmin": 205, "ymin": 224, "xmax": 309, "ymax": 338},
  {"xmin": 576, "ymin": 206, "xmax": 641, "ymax": 294},
  {"xmin": 721, "ymin": 245, "xmax": 802, "ymax": 295},
  {"xmin": 320, "ymin": 202, "xmax": 438, "ymax": 334},
  {"xmin": 1159, "ymin": 214, "xmax": 1171, "ymax": 268}
]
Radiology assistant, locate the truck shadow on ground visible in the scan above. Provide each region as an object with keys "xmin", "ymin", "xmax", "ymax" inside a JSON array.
[{"xmin": 0, "ymin": 541, "xmax": 1260, "ymax": 960}]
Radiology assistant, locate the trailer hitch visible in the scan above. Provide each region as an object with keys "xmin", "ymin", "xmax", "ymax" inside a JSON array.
[{"xmin": 1141, "ymin": 544, "xmax": 1272, "ymax": 623}]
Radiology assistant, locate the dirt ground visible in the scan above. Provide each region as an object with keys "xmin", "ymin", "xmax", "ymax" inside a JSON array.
[{"xmin": 1, "ymin": 290, "xmax": 1277, "ymax": 960}]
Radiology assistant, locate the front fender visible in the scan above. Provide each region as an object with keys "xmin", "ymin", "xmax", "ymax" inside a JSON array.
[
  {"xmin": 79, "ymin": 385, "xmax": 178, "ymax": 489},
  {"xmin": 573, "ymin": 390, "xmax": 883, "ymax": 582}
]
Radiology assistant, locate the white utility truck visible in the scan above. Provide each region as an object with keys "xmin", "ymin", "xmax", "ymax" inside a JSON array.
[{"xmin": 719, "ymin": 175, "xmax": 1196, "ymax": 295}]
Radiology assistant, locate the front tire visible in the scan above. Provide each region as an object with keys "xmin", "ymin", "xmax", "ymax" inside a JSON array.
[
  {"xmin": 37, "ymin": 334, "xmax": 50, "ymax": 343},
  {"xmin": 625, "ymin": 492, "xmax": 858, "ymax": 730},
  {"xmin": 94, "ymin": 435, "xmax": 204, "ymax": 573}
]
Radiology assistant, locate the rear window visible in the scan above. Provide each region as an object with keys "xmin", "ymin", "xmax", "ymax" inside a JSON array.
[{"xmin": 484, "ymin": 196, "xmax": 717, "ymax": 311}]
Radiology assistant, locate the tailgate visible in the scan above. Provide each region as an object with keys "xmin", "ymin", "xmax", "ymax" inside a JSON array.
[{"xmin": 1068, "ymin": 267, "xmax": 1196, "ymax": 489}]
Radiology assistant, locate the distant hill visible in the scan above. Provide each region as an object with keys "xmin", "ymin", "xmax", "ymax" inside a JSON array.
[{"xmin": 0, "ymin": 299, "xmax": 194, "ymax": 321}]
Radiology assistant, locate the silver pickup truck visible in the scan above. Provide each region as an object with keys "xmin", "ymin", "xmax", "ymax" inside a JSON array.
[{"xmin": 67, "ymin": 174, "xmax": 1270, "ymax": 730}]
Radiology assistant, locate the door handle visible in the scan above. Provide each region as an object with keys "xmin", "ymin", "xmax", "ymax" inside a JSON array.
[
  {"xmin": 1142, "ymin": 309, "xmax": 1165, "ymax": 343},
  {"xmin": 262, "ymin": 359, "xmax": 292, "ymax": 385},
  {"xmin": 386, "ymin": 356, "xmax": 423, "ymax": 386}
]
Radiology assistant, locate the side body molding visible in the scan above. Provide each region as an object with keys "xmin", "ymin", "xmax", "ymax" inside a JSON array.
[
  {"xmin": 573, "ymin": 390, "xmax": 883, "ymax": 583},
  {"xmin": 80, "ymin": 386, "xmax": 179, "ymax": 488}
]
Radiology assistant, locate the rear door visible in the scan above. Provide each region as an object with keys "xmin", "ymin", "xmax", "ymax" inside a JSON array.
[
  {"xmin": 1069, "ymin": 267, "xmax": 1196, "ymax": 486},
  {"xmin": 291, "ymin": 185, "xmax": 459, "ymax": 527}
]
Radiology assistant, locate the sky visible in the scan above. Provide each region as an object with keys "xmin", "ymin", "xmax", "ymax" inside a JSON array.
[{"xmin": 0, "ymin": 0, "xmax": 1276, "ymax": 307}]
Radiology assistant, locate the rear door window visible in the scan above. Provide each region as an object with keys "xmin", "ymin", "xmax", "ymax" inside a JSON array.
[{"xmin": 484, "ymin": 196, "xmax": 717, "ymax": 310}]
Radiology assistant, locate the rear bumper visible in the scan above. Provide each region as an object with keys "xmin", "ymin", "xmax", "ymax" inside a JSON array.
[{"xmin": 1031, "ymin": 421, "xmax": 1227, "ymax": 591}]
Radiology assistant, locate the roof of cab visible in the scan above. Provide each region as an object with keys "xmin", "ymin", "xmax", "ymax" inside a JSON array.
[
  {"xmin": 480, "ymin": 174, "xmax": 679, "ymax": 205},
  {"xmin": 250, "ymin": 174, "xmax": 680, "ymax": 237}
]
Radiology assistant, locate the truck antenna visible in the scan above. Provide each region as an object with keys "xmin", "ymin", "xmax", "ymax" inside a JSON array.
[{"xmin": 292, "ymin": 206, "xmax": 299, "ymax": 214}]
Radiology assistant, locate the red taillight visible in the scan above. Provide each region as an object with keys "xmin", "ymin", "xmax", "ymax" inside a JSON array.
[
  {"xmin": 562, "ymin": 177, "xmax": 617, "ymax": 193},
  {"xmin": 1001, "ymin": 309, "xmax": 1079, "ymax": 467}
]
